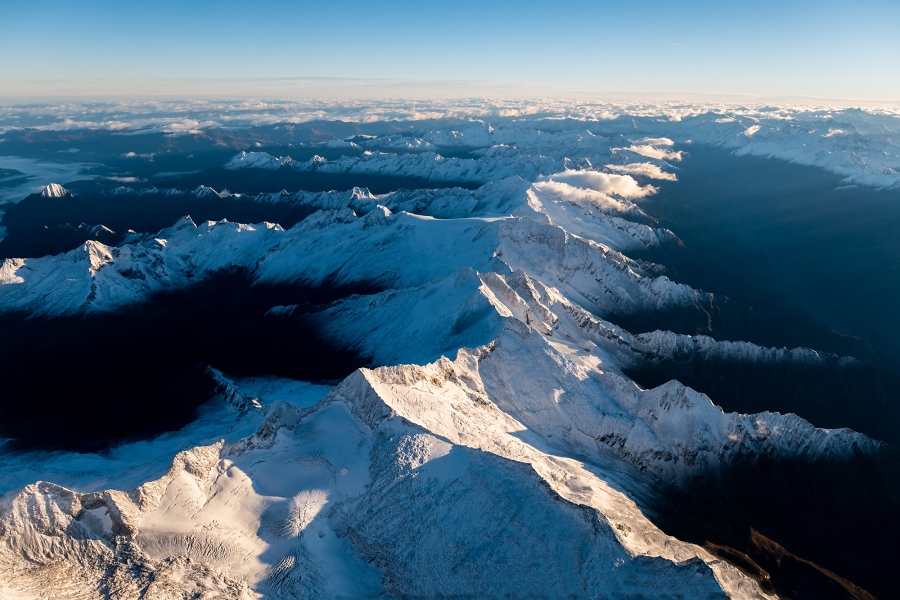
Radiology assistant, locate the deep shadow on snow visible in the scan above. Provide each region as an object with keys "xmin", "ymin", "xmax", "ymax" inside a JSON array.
[
  {"xmin": 0, "ymin": 189, "xmax": 320, "ymax": 259},
  {"xmin": 647, "ymin": 447, "xmax": 900, "ymax": 600},
  {"xmin": 0, "ymin": 268, "xmax": 378, "ymax": 452},
  {"xmin": 623, "ymin": 145, "xmax": 900, "ymax": 600}
]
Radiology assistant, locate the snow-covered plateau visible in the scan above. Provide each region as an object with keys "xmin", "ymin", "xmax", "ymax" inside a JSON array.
[{"xmin": 0, "ymin": 111, "xmax": 896, "ymax": 599}]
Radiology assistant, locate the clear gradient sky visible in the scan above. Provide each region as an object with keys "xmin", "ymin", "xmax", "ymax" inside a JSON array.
[{"xmin": 1, "ymin": 0, "xmax": 898, "ymax": 100}]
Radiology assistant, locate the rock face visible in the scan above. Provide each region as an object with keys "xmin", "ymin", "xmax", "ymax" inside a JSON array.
[{"xmin": 0, "ymin": 122, "xmax": 888, "ymax": 599}]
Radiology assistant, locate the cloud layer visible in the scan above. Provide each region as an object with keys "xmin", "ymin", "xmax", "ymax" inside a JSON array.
[{"xmin": 606, "ymin": 163, "xmax": 677, "ymax": 181}]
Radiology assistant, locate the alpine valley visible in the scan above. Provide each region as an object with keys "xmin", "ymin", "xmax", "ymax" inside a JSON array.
[{"xmin": 0, "ymin": 101, "xmax": 898, "ymax": 600}]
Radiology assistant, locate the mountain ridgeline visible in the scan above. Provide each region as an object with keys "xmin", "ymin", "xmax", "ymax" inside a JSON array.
[{"xmin": 1, "ymin": 113, "xmax": 899, "ymax": 599}]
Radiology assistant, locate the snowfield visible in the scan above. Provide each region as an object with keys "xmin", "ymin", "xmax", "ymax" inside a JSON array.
[{"xmin": 0, "ymin": 113, "xmax": 893, "ymax": 599}]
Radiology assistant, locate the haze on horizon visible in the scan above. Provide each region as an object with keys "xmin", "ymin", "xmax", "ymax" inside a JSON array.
[{"xmin": 1, "ymin": 0, "xmax": 898, "ymax": 102}]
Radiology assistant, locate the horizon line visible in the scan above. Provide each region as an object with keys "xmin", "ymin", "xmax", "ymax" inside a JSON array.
[{"xmin": 2, "ymin": 77, "xmax": 899, "ymax": 107}]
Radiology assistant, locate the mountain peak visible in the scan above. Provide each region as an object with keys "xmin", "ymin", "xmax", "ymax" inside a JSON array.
[{"xmin": 40, "ymin": 183, "xmax": 72, "ymax": 198}]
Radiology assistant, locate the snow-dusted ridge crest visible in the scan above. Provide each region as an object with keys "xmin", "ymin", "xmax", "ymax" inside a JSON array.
[
  {"xmin": 0, "ymin": 120, "xmax": 888, "ymax": 597},
  {"xmin": 39, "ymin": 183, "xmax": 73, "ymax": 198},
  {"xmin": 0, "ymin": 316, "xmax": 877, "ymax": 598},
  {"xmin": 0, "ymin": 356, "xmax": 768, "ymax": 599},
  {"xmin": 0, "ymin": 361, "xmax": 770, "ymax": 599},
  {"xmin": 1, "ymin": 181, "xmax": 692, "ymax": 318}
]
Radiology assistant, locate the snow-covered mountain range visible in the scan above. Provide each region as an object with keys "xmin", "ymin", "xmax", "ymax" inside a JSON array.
[
  {"xmin": 219, "ymin": 105, "xmax": 900, "ymax": 190},
  {"xmin": 0, "ymin": 111, "xmax": 896, "ymax": 599}
]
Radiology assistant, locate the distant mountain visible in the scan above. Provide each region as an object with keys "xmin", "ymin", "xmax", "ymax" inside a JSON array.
[{"xmin": 39, "ymin": 182, "xmax": 73, "ymax": 198}]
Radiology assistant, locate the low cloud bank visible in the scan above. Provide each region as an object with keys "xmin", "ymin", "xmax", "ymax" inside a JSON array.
[{"xmin": 606, "ymin": 162, "xmax": 677, "ymax": 181}]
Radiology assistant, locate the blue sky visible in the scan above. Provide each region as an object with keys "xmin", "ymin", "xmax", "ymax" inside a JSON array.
[{"xmin": 1, "ymin": 0, "xmax": 898, "ymax": 100}]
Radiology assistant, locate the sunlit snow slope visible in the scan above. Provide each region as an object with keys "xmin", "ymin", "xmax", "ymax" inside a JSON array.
[{"xmin": 0, "ymin": 115, "xmax": 894, "ymax": 600}]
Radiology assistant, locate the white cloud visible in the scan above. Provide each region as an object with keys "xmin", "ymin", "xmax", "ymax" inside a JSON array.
[
  {"xmin": 634, "ymin": 137, "xmax": 675, "ymax": 147},
  {"xmin": 743, "ymin": 125, "xmax": 762, "ymax": 137},
  {"xmin": 543, "ymin": 170, "xmax": 656, "ymax": 198},
  {"xmin": 532, "ymin": 181, "xmax": 633, "ymax": 213},
  {"xmin": 616, "ymin": 144, "xmax": 684, "ymax": 161},
  {"xmin": 606, "ymin": 163, "xmax": 677, "ymax": 181},
  {"xmin": 0, "ymin": 157, "xmax": 97, "ymax": 203},
  {"xmin": 161, "ymin": 119, "xmax": 221, "ymax": 134}
]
